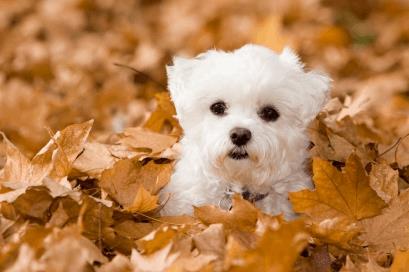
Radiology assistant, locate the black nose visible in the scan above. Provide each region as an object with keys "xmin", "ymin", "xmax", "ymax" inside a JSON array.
[{"xmin": 230, "ymin": 127, "xmax": 252, "ymax": 146}]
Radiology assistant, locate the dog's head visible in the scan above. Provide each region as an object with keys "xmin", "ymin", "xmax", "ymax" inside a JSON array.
[{"xmin": 167, "ymin": 44, "xmax": 330, "ymax": 188}]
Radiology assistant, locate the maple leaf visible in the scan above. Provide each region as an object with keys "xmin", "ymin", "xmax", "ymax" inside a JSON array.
[
  {"xmin": 125, "ymin": 186, "xmax": 159, "ymax": 213},
  {"xmin": 72, "ymin": 142, "xmax": 138, "ymax": 178},
  {"xmin": 289, "ymin": 154, "xmax": 386, "ymax": 221},
  {"xmin": 143, "ymin": 92, "xmax": 182, "ymax": 136},
  {"xmin": 193, "ymin": 224, "xmax": 225, "ymax": 258},
  {"xmin": 0, "ymin": 133, "xmax": 53, "ymax": 191},
  {"xmin": 99, "ymin": 158, "xmax": 171, "ymax": 209},
  {"xmin": 48, "ymin": 120, "xmax": 94, "ymax": 180},
  {"xmin": 131, "ymin": 242, "xmax": 179, "ymax": 272},
  {"xmin": 225, "ymin": 220, "xmax": 309, "ymax": 272},
  {"xmin": 359, "ymin": 189, "xmax": 409, "ymax": 253},
  {"xmin": 119, "ymin": 127, "xmax": 177, "ymax": 155},
  {"xmin": 136, "ymin": 226, "xmax": 178, "ymax": 254},
  {"xmin": 194, "ymin": 194, "xmax": 258, "ymax": 232}
]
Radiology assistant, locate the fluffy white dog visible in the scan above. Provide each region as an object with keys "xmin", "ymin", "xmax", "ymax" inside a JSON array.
[{"xmin": 160, "ymin": 44, "xmax": 330, "ymax": 218}]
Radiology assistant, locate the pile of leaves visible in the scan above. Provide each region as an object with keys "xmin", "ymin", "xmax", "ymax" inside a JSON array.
[{"xmin": 1, "ymin": 0, "xmax": 409, "ymax": 271}]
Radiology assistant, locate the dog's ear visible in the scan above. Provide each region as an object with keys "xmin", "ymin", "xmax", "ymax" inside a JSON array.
[
  {"xmin": 279, "ymin": 47, "xmax": 331, "ymax": 126},
  {"xmin": 298, "ymin": 70, "xmax": 331, "ymax": 126},
  {"xmin": 279, "ymin": 47, "xmax": 304, "ymax": 71},
  {"xmin": 166, "ymin": 56, "xmax": 196, "ymax": 115}
]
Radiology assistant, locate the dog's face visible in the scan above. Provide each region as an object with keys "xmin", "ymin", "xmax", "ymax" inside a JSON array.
[{"xmin": 167, "ymin": 45, "xmax": 330, "ymax": 188}]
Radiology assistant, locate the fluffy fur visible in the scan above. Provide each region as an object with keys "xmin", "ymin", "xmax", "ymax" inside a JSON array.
[{"xmin": 160, "ymin": 44, "xmax": 330, "ymax": 218}]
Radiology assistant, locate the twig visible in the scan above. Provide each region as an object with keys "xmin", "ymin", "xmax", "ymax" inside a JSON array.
[
  {"xmin": 113, "ymin": 62, "xmax": 167, "ymax": 91},
  {"xmin": 377, "ymin": 132, "xmax": 409, "ymax": 160},
  {"xmin": 131, "ymin": 211, "xmax": 188, "ymax": 227}
]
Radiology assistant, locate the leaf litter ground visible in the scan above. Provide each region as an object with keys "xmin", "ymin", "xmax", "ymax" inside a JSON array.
[{"xmin": 1, "ymin": 1, "xmax": 409, "ymax": 271}]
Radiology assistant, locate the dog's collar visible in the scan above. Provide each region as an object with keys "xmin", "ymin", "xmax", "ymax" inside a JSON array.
[{"xmin": 219, "ymin": 187, "xmax": 269, "ymax": 210}]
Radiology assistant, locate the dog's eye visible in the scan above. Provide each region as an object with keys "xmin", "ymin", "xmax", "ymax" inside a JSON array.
[
  {"xmin": 258, "ymin": 105, "xmax": 279, "ymax": 122},
  {"xmin": 210, "ymin": 101, "xmax": 227, "ymax": 116}
]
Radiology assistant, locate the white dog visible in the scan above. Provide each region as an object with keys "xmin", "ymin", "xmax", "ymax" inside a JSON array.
[{"xmin": 160, "ymin": 44, "xmax": 330, "ymax": 218}]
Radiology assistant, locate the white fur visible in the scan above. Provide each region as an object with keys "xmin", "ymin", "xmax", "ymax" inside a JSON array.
[{"xmin": 160, "ymin": 44, "xmax": 331, "ymax": 219}]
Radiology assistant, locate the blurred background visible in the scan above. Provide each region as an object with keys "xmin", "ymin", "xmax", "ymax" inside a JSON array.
[{"xmin": 0, "ymin": 0, "xmax": 408, "ymax": 157}]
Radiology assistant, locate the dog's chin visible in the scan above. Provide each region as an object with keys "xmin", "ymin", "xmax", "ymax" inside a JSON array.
[{"xmin": 228, "ymin": 147, "xmax": 249, "ymax": 160}]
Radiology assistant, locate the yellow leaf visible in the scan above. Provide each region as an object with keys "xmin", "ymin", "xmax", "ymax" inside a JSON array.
[
  {"xmin": 194, "ymin": 195, "xmax": 258, "ymax": 232},
  {"xmin": 290, "ymin": 154, "xmax": 386, "ymax": 221},
  {"xmin": 137, "ymin": 226, "xmax": 178, "ymax": 254},
  {"xmin": 143, "ymin": 92, "xmax": 182, "ymax": 136},
  {"xmin": 225, "ymin": 220, "xmax": 309, "ymax": 272},
  {"xmin": 126, "ymin": 186, "xmax": 159, "ymax": 213},
  {"xmin": 391, "ymin": 250, "xmax": 409, "ymax": 272}
]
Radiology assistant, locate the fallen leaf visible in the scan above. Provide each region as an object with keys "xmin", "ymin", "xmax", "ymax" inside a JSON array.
[
  {"xmin": 131, "ymin": 242, "xmax": 179, "ymax": 272},
  {"xmin": 99, "ymin": 159, "xmax": 171, "ymax": 208},
  {"xmin": 126, "ymin": 186, "xmax": 159, "ymax": 213},
  {"xmin": 119, "ymin": 127, "xmax": 177, "ymax": 155},
  {"xmin": 136, "ymin": 226, "xmax": 178, "ymax": 254},
  {"xmin": 359, "ymin": 189, "xmax": 409, "ymax": 253},
  {"xmin": 143, "ymin": 92, "xmax": 181, "ymax": 136},
  {"xmin": 48, "ymin": 120, "xmax": 94, "ymax": 179},
  {"xmin": 97, "ymin": 254, "xmax": 133, "ymax": 272},
  {"xmin": 193, "ymin": 224, "xmax": 225, "ymax": 258},
  {"xmin": 390, "ymin": 250, "xmax": 409, "ymax": 272},
  {"xmin": 0, "ymin": 133, "xmax": 53, "ymax": 190},
  {"xmin": 194, "ymin": 195, "xmax": 258, "ymax": 232},
  {"xmin": 225, "ymin": 220, "xmax": 309, "ymax": 272},
  {"xmin": 290, "ymin": 154, "xmax": 386, "ymax": 221},
  {"xmin": 369, "ymin": 162, "xmax": 399, "ymax": 203},
  {"xmin": 40, "ymin": 227, "xmax": 108, "ymax": 271}
]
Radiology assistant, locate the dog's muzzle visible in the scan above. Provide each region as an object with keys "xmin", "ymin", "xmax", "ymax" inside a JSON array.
[{"xmin": 228, "ymin": 147, "xmax": 249, "ymax": 160}]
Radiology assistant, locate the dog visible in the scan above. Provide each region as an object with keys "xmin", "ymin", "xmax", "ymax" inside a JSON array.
[{"xmin": 160, "ymin": 44, "xmax": 330, "ymax": 219}]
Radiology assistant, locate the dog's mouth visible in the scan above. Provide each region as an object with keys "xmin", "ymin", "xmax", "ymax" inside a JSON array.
[{"xmin": 228, "ymin": 147, "xmax": 249, "ymax": 160}]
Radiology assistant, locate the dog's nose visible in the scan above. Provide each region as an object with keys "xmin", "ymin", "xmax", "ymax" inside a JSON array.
[{"xmin": 230, "ymin": 127, "xmax": 252, "ymax": 146}]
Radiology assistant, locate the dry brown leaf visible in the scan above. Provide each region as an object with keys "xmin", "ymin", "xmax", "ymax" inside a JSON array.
[
  {"xmin": 4, "ymin": 244, "xmax": 43, "ymax": 272},
  {"xmin": 119, "ymin": 127, "xmax": 178, "ymax": 155},
  {"xmin": 309, "ymin": 216, "xmax": 361, "ymax": 250},
  {"xmin": 193, "ymin": 224, "xmax": 225, "ymax": 258},
  {"xmin": 168, "ymin": 253, "xmax": 218, "ymax": 272},
  {"xmin": 369, "ymin": 163, "xmax": 399, "ymax": 204},
  {"xmin": 125, "ymin": 186, "xmax": 159, "ymax": 213},
  {"xmin": 225, "ymin": 220, "xmax": 309, "ymax": 272},
  {"xmin": 72, "ymin": 142, "xmax": 118, "ymax": 178},
  {"xmin": 359, "ymin": 189, "xmax": 409, "ymax": 253},
  {"xmin": 48, "ymin": 120, "xmax": 94, "ymax": 179},
  {"xmin": 194, "ymin": 195, "xmax": 258, "ymax": 232},
  {"xmin": 0, "ymin": 133, "xmax": 53, "ymax": 190},
  {"xmin": 137, "ymin": 226, "xmax": 178, "ymax": 254},
  {"xmin": 13, "ymin": 187, "xmax": 53, "ymax": 220},
  {"xmin": 99, "ymin": 159, "xmax": 171, "ymax": 208},
  {"xmin": 340, "ymin": 256, "xmax": 360, "ymax": 272},
  {"xmin": 131, "ymin": 242, "xmax": 179, "ymax": 272},
  {"xmin": 143, "ymin": 92, "xmax": 181, "ymax": 136},
  {"xmin": 290, "ymin": 154, "xmax": 386, "ymax": 221},
  {"xmin": 114, "ymin": 221, "xmax": 158, "ymax": 241},
  {"xmin": 40, "ymin": 227, "xmax": 108, "ymax": 271},
  {"xmin": 97, "ymin": 254, "xmax": 133, "ymax": 272}
]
